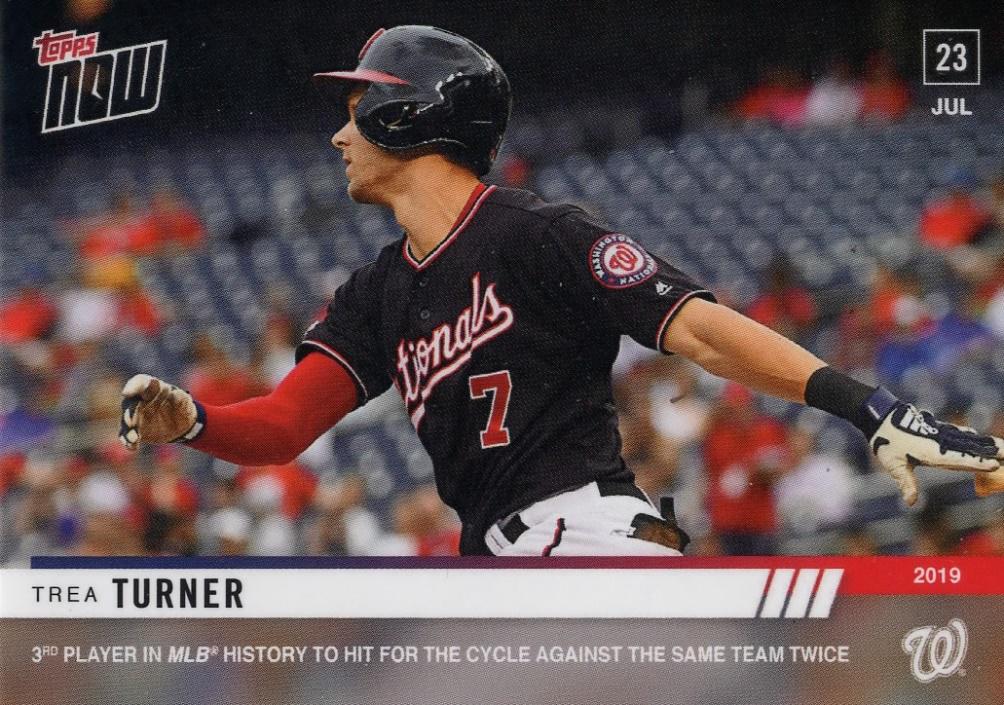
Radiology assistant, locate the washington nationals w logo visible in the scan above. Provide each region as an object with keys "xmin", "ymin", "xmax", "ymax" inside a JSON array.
[
  {"xmin": 608, "ymin": 244, "xmax": 640, "ymax": 272},
  {"xmin": 901, "ymin": 618, "xmax": 968, "ymax": 683},
  {"xmin": 589, "ymin": 233, "xmax": 656, "ymax": 289}
]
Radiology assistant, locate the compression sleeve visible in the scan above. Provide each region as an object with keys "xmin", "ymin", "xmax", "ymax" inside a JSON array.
[{"xmin": 188, "ymin": 352, "xmax": 357, "ymax": 465}]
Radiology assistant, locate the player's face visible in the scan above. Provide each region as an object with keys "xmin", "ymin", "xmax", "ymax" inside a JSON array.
[{"xmin": 331, "ymin": 87, "xmax": 404, "ymax": 205}]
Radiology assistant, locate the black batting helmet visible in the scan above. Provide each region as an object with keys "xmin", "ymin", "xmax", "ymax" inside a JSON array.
[{"xmin": 314, "ymin": 25, "xmax": 511, "ymax": 177}]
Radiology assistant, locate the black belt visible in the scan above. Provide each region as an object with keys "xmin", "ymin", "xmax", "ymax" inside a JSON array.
[{"xmin": 498, "ymin": 481, "xmax": 648, "ymax": 544}]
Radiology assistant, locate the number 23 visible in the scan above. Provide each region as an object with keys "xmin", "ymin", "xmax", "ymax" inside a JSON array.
[
  {"xmin": 935, "ymin": 42, "xmax": 967, "ymax": 72},
  {"xmin": 469, "ymin": 370, "xmax": 512, "ymax": 448}
]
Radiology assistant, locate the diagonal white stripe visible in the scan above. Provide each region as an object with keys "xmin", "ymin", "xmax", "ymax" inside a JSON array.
[
  {"xmin": 784, "ymin": 568, "xmax": 820, "ymax": 618},
  {"xmin": 808, "ymin": 569, "xmax": 844, "ymax": 618},
  {"xmin": 759, "ymin": 568, "xmax": 794, "ymax": 618}
]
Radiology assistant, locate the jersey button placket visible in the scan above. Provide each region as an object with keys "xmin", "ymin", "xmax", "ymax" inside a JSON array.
[{"xmin": 411, "ymin": 272, "xmax": 431, "ymax": 323}]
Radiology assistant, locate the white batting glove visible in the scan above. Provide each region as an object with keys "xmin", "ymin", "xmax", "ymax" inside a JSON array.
[
  {"xmin": 119, "ymin": 374, "xmax": 205, "ymax": 450},
  {"xmin": 866, "ymin": 390, "xmax": 1003, "ymax": 505}
]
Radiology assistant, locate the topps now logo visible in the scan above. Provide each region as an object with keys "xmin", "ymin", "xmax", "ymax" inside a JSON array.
[
  {"xmin": 902, "ymin": 618, "xmax": 968, "ymax": 684},
  {"xmin": 32, "ymin": 29, "xmax": 167, "ymax": 133}
]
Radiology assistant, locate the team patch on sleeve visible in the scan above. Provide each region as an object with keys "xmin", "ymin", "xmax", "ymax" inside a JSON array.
[{"xmin": 589, "ymin": 233, "xmax": 657, "ymax": 289}]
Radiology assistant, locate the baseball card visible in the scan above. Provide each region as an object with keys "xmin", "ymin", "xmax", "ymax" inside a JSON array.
[{"xmin": 1, "ymin": 1, "xmax": 1003, "ymax": 703}]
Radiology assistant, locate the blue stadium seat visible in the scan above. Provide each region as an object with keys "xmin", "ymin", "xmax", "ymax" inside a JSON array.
[
  {"xmin": 611, "ymin": 206, "xmax": 652, "ymax": 231},
  {"xmin": 675, "ymin": 133, "xmax": 713, "ymax": 165},
  {"xmin": 803, "ymin": 134, "xmax": 840, "ymax": 160},
  {"xmin": 721, "ymin": 141, "xmax": 758, "ymax": 167},
  {"xmin": 748, "ymin": 204, "xmax": 785, "ymax": 233},
  {"xmin": 655, "ymin": 166, "xmax": 701, "ymax": 204},
  {"xmin": 535, "ymin": 166, "xmax": 578, "ymax": 202},
  {"xmin": 700, "ymin": 203, "xmax": 740, "ymax": 233}
]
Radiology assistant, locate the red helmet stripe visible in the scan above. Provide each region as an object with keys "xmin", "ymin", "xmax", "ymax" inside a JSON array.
[
  {"xmin": 312, "ymin": 69, "xmax": 410, "ymax": 85},
  {"xmin": 358, "ymin": 28, "xmax": 386, "ymax": 60}
]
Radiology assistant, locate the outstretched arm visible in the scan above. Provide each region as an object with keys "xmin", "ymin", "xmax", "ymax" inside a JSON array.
[
  {"xmin": 661, "ymin": 296, "xmax": 825, "ymax": 403},
  {"xmin": 663, "ymin": 297, "xmax": 1004, "ymax": 503},
  {"xmin": 119, "ymin": 352, "xmax": 358, "ymax": 466}
]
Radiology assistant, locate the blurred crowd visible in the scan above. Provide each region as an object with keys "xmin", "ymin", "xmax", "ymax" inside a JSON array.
[
  {"xmin": 618, "ymin": 163, "xmax": 1004, "ymax": 557},
  {"xmin": 733, "ymin": 52, "xmax": 911, "ymax": 127},
  {"xmin": 0, "ymin": 192, "xmax": 462, "ymax": 561},
  {"xmin": 4, "ymin": 125, "xmax": 1004, "ymax": 564}
]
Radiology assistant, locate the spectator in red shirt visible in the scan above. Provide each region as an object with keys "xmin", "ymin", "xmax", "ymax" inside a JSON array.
[
  {"xmin": 746, "ymin": 256, "xmax": 817, "ymax": 341},
  {"xmin": 920, "ymin": 174, "xmax": 992, "ymax": 250},
  {"xmin": 733, "ymin": 65, "xmax": 808, "ymax": 127},
  {"xmin": 0, "ymin": 453, "xmax": 26, "ymax": 499},
  {"xmin": 0, "ymin": 284, "xmax": 58, "ymax": 344},
  {"xmin": 185, "ymin": 335, "xmax": 269, "ymax": 406},
  {"xmin": 149, "ymin": 187, "xmax": 205, "ymax": 250},
  {"xmin": 703, "ymin": 382, "xmax": 790, "ymax": 555},
  {"xmin": 76, "ymin": 192, "xmax": 159, "ymax": 259},
  {"xmin": 74, "ymin": 189, "xmax": 204, "ymax": 260},
  {"xmin": 114, "ymin": 280, "xmax": 163, "ymax": 336},
  {"xmin": 859, "ymin": 51, "xmax": 910, "ymax": 122}
]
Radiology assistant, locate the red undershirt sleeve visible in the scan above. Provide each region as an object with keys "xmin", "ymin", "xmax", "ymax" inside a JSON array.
[{"xmin": 187, "ymin": 351, "xmax": 358, "ymax": 466}]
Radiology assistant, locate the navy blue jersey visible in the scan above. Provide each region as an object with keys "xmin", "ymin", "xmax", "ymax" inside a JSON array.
[{"xmin": 297, "ymin": 185, "xmax": 715, "ymax": 554}]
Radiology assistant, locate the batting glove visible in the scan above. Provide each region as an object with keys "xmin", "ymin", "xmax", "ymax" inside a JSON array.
[
  {"xmin": 866, "ymin": 389, "xmax": 1003, "ymax": 506},
  {"xmin": 119, "ymin": 374, "xmax": 205, "ymax": 450}
]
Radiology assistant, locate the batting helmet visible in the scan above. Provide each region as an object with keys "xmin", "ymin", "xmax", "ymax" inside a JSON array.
[{"xmin": 314, "ymin": 25, "xmax": 511, "ymax": 177}]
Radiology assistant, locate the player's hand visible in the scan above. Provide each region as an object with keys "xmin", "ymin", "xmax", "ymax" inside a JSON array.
[
  {"xmin": 869, "ymin": 402, "xmax": 1002, "ymax": 506},
  {"xmin": 119, "ymin": 374, "xmax": 204, "ymax": 450}
]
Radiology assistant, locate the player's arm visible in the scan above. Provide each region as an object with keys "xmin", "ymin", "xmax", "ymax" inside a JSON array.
[
  {"xmin": 663, "ymin": 297, "xmax": 1004, "ymax": 504},
  {"xmin": 118, "ymin": 352, "xmax": 357, "ymax": 465},
  {"xmin": 661, "ymin": 296, "xmax": 824, "ymax": 402}
]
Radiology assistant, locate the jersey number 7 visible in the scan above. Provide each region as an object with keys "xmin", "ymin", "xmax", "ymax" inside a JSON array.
[{"xmin": 468, "ymin": 370, "xmax": 512, "ymax": 449}]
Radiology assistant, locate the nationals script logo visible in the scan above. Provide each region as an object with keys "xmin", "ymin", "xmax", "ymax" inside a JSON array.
[
  {"xmin": 32, "ymin": 29, "xmax": 167, "ymax": 133},
  {"xmin": 902, "ymin": 618, "xmax": 968, "ymax": 683},
  {"xmin": 396, "ymin": 273, "xmax": 514, "ymax": 426}
]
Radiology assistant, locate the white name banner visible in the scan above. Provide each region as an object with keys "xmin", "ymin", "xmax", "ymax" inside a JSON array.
[{"xmin": 0, "ymin": 568, "xmax": 842, "ymax": 619}]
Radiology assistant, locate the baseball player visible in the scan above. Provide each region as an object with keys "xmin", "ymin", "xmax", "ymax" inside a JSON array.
[{"xmin": 119, "ymin": 26, "xmax": 1004, "ymax": 556}]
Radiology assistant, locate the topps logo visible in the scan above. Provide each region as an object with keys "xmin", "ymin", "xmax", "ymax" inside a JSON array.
[
  {"xmin": 32, "ymin": 29, "xmax": 167, "ymax": 133},
  {"xmin": 32, "ymin": 29, "xmax": 99, "ymax": 65}
]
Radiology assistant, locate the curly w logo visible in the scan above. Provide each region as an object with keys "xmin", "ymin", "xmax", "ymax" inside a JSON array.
[{"xmin": 902, "ymin": 618, "xmax": 968, "ymax": 683}]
